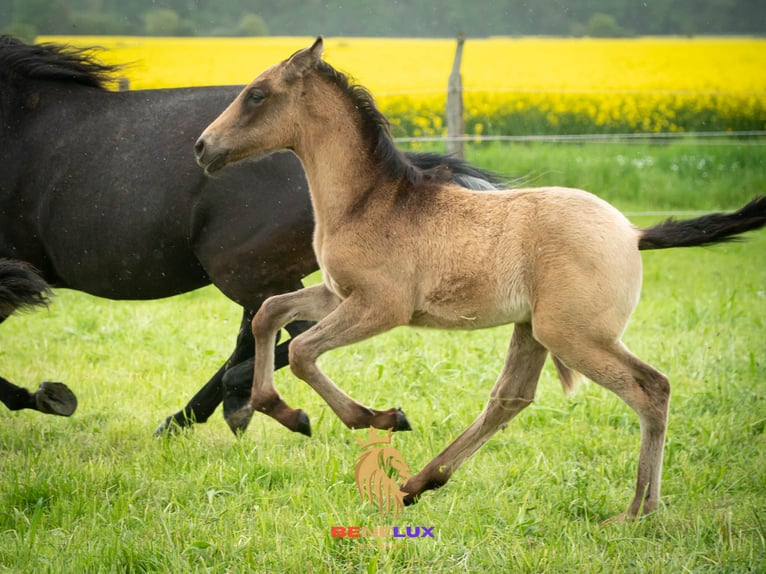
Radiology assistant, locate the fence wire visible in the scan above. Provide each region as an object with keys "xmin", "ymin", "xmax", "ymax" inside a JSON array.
[
  {"xmin": 393, "ymin": 130, "xmax": 764, "ymax": 218},
  {"xmin": 394, "ymin": 130, "xmax": 766, "ymax": 145}
]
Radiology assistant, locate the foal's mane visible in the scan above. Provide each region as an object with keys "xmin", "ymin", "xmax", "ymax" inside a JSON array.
[
  {"xmin": 313, "ymin": 59, "xmax": 450, "ymax": 186},
  {"xmin": 0, "ymin": 35, "xmax": 119, "ymax": 89}
]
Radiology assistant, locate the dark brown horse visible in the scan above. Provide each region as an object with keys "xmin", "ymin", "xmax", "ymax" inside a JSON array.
[
  {"xmin": 195, "ymin": 37, "xmax": 766, "ymax": 522},
  {"xmin": 0, "ymin": 35, "xmax": 503, "ymax": 434}
]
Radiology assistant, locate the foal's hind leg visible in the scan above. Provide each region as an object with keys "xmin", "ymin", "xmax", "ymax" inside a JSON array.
[
  {"xmin": 402, "ymin": 323, "xmax": 547, "ymax": 504},
  {"xmin": 539, "ymin": 333, "xmax": 670, "ymax": 522}
]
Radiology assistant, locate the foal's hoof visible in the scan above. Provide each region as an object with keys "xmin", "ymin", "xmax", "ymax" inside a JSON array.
[
  {"xmin": 393, "ymin": 408, "xmax": 412, "ymax": 432},
  {"xmin": 600, "ymin": 512, "xmax": 629, "ymax": 527},
  {"xmin": 35, "ymin": 382, "xmax": 77, "ymax": 416},
  {"xmin": 225, "ymin": 404, "xmax": 254, "ymax": 435},
  {"xmin": 369, "ymin": 408, "xmax": 411, "ymax": 432},
  {"xmin": 294, "ymin": 409, "xmax": 312, "ymax": 437},
  {"xmin": 401, "ymin": 488, "xmax": 420, "ymax": 507}
]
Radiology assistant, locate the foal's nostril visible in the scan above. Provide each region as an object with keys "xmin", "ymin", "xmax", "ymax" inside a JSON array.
[{"xmin": 194, "ymin": 138, "xmax": 205, "ymax": 159}]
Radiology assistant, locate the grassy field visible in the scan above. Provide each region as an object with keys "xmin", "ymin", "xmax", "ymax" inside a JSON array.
[{"xmin": 1, "ymin": 141, "xmax": 765, "ymax": 572}]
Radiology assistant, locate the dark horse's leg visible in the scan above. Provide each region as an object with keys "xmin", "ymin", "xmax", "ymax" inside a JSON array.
[
  {"xmin": 220, "ymin": 318, "xmax": 313, "ymax": 435},
  {"xmin": 0, "ymin": 377, "xmax": 77, "ymax": 416},
  {"xmin": 154, "ymin": 309, "xmax": 254, "ymax": 434},
  {"xmin": 154, "ymin": 307, "xmax": 312, "ymax": 435},
  {"xmin": 0, "ymin": 259, "xmax": 77, "ymax": 417}
]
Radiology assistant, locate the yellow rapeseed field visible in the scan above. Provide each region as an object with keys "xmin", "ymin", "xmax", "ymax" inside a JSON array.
[{"xmin": 40, "ymin": 36, "xmax": 766, "ymax": 135}]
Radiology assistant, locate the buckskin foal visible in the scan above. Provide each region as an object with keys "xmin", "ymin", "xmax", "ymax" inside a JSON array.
[{"xmin": 195, "ymin": 37, "xmax": 766, "ymax": 522}]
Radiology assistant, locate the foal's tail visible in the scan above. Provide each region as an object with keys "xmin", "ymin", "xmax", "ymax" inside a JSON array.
[
  {"xmin": 0, "ymin": 259, "xmax": 52, "ymax": 320},
  {"xmin": 638, "ymin": 196, "xmax": 766, "ymax": 251}
]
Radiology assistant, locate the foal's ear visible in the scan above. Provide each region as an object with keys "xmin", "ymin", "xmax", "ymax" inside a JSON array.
[{"xmin": 285, "ymin": 36, "xmax": 324, "ymax": 80}]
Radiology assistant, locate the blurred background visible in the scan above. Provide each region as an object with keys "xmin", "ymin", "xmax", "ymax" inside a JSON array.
[{"xmin": 2, "ymin": 0, "xmax": 765, "ymax": 41}]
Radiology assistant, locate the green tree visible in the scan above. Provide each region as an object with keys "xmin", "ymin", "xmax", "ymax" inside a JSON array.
[
  {"xmin": 3, "ymin": 22, "xmax": 37, "ymax": 41},
  {"xmin": 586, "ymin": 12, "xmax": 625, "ymax": 37},
  {"xmin": 236, "ymin": 13, "xmax": 269, "ymax": 36},
  {"xmin": 11, "ymin": 0, "xmax": 70, "ymax": 34},
  {"xmin": 68, "ymin": 11, "xmax": 136, "ymax": 35},
  {"xmin": 143, "ymin": 8, "xmax": 180, "ymax": 35}
]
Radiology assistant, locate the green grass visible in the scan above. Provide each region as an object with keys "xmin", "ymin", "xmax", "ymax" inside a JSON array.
[
  {"xmin": 461, "ymin": 139, "xmax": 765, "ymax": 212},
  {"xmin": 1, "ymin": 141, "xmax": 765, "ymax": 573}
]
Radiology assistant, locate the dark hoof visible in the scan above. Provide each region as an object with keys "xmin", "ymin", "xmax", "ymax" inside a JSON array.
[
  {"xmin": 402, "ymin": 489, "xmax": 419, "ymax": 507},
  {"xmin": 153, "ymin": 415, "xmax": 187, "ymax": 437},
  {"xmin": 35, "ymin": 382, "xmax": 77, "ymax": 416},
  {"xmin": 295, "ymin": 409, "xmax": 311, "ymax": 437},
  {"xmin": 222, "ymin": 359, "xmax": 254, "ymax": 422},
  {"xmin": 394, "ymin": 408, "xmax": 411, "ymax": 432},
  {"xmin": 225, "ymin": 404, "xmax": 254, "ymax": 435},
  {"xmin": 400, "ymin": 475, "xmax": 445, "ymax": 506}
]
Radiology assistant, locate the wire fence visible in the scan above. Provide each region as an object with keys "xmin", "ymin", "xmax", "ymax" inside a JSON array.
[
  {"xmin": 394, "ymin": 130, "xmax": 766, "ymax": 146},
  {"xmin": 393, "ymin": 129, "xmax": 764, "ymax": 218}
]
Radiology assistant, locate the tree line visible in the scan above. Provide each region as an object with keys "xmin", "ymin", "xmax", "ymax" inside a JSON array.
[{"xmin": 2, "ymin": 0, "xmax": 764, "ymax": 41}]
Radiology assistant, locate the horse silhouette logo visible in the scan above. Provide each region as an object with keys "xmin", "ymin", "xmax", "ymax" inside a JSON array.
[{"xmin": 354, "ymin": 427, "xmax": 411, "ymax": 516}]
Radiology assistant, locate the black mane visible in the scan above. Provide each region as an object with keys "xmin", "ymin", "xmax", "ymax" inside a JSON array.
[
  {"xmin": 314, "ymin": 59, "xmax": 447, "ymax": 186},
  {"xmin": 0, "ymin": 35, "xmax": 119, "ymax": 89}
]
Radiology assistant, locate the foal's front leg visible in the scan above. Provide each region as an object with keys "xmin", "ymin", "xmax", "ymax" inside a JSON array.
[
  {"xmin": 228, "ymin": 284, "xmax": 340, "ymax": 435},
  {"xmin": 286, "ymin": 290, "xmax": 412, "ymax": 432}
]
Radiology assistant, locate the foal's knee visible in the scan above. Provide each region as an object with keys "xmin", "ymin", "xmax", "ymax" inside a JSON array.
[
  {"xmin": 251, "ymin": 296, "xmax": 282, "ymax": 340},
  {"xmin": 288, "ymin": 337, "xmax": 316, "ymax": 381}
]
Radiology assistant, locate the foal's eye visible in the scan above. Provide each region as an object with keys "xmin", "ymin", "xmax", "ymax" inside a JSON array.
[{"xmin": 248, "ymin": 90, "xmax": 266, "ymax": 104}]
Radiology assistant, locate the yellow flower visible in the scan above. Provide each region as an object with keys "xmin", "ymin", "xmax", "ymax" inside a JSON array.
[{"xmin": 39, "ymin": 35, "xmax": 766, "ymax": 134}]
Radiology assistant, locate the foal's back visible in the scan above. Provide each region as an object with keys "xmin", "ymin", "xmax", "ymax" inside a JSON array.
[{"xmin": 394, "ymin": 184, "xmax": 642, "ymax": 334}]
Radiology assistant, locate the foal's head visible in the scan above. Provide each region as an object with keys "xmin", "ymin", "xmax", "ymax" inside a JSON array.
[
  {"xmin": 195, "ymin": 37, "xmax": 332, "ymax": 174},
  {"xmin": 196, "ymin": 36, "xmax": 416, "ymax": 184}
]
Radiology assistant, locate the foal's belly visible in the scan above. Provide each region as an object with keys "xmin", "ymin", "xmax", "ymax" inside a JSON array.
[{"xmin": 410, "ymin": 292, "xmax": 532, "ymax": 331}]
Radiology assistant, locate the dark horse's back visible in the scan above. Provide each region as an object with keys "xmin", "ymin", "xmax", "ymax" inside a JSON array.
[{"xmin": 0, "ymin": 74, "xmax": 316, "ymax": 306}]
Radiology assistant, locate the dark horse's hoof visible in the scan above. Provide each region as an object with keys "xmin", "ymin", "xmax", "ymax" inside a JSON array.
[
  {"xmin": 35, "ymin": 381, "xmax": 77, "ymax": 416},
  {"xmin": 394, "ymin": 408, "xmax": 412, "ymax": 432},
  {"xmin": 226, "ymin": 404, "xmax": 254, "ymax": 435},
  {"xmin": 153, "ymin": 415, "xmax": 187, "ymax": 437},
  {"xmin": 222, "ymin": 358, "xmax": 254, "ymax": 425}
]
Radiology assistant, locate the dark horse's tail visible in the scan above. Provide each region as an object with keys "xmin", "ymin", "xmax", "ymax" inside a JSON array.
[
  {"xmin": 407, "ymin": 152, "xmax": 506, "ymax": 191},
  {"xmin": 638, "ymin": 196, "xmax": 766, "ymax": 251},
  {"xmin": 0, "ymin": 259, "xmax": 51, "ymax": 320}
]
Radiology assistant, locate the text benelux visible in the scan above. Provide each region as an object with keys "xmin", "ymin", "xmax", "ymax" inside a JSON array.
[{"xmin": 331, "ymin": 525, "xmax": 435, "ymax": 539}]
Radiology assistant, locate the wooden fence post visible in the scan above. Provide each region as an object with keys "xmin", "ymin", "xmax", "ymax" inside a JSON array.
[{"xmin": 446, "ymin": 33, "xmax": 465, "ymax": 159}]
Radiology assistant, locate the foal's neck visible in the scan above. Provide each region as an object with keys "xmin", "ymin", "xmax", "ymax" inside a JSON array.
[{"xmin": 292, "ymin": 80, "xmax": 404, "ymax": 224}]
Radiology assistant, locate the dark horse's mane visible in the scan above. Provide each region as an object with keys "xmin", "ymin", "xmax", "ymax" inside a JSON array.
[
  {"xmin": 0, "ymin": 35, "xmax": 119, "ymax": 89},
  {"xmin": 314, "ymin": 59, "xmax": 451, "ymax": 187}
]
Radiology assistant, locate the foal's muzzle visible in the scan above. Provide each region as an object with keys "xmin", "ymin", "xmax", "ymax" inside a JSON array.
[{"xmin": 194, "ymin": 136, "xmax": 228, "ymax": 174}]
